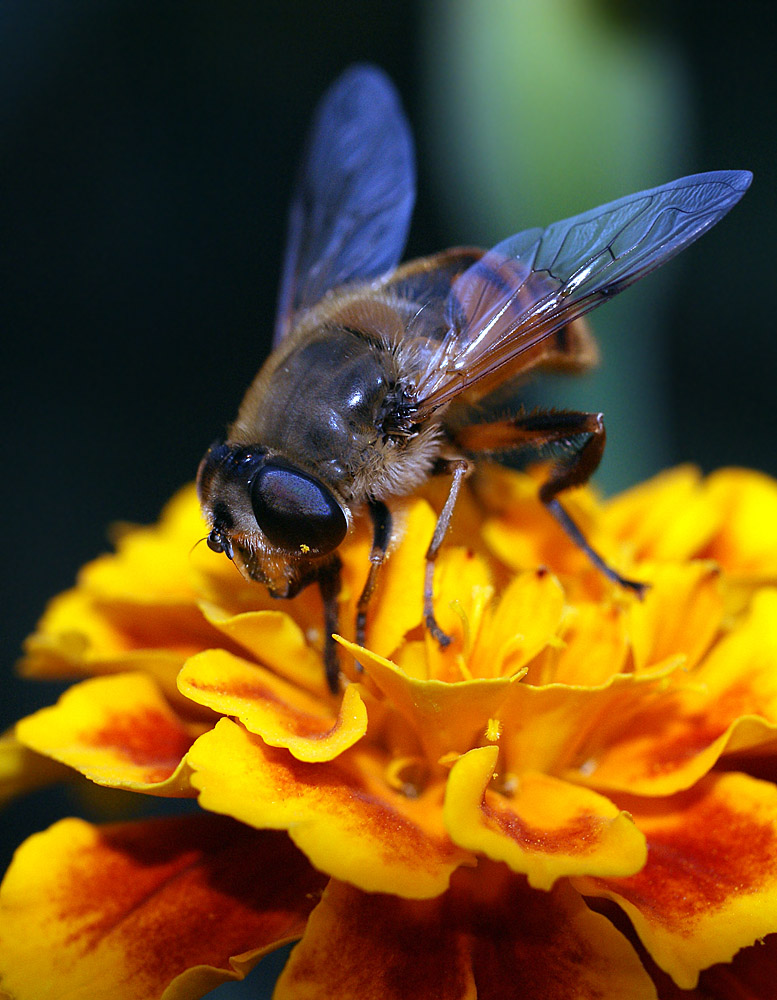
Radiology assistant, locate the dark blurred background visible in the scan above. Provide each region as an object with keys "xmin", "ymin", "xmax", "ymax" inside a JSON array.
[{"xmin": 1, "ymin": 1, "xmax": 774, "ymax": 995}]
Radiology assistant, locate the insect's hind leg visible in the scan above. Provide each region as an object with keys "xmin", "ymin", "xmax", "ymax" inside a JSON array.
[{"xmin": 455, "ymin": 409, "xmax": 646, "ymax": 596}]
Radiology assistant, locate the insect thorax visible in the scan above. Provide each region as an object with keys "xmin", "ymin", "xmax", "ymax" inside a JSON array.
[{"xmin": 229, "ymin": 321, "xmax": 440, "ymax": 505}]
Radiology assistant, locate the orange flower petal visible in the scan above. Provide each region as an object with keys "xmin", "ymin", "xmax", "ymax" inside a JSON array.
[
  {"xmin": 187, "ymin": 718, "xmax": 471, "ymax": 898},
  {"xmin": 79, "ymin": 485, "xmax": 204, "ymax": 602},
  {"xmin": 444, "ymin": 746, "xmax": 646, "ymax": 889},
  {"xmin": 18, "ymin": 487, "xmax": 259, "ymax": 707},
  {"xmin": 276, "ymin": 866, "xmax": 657, "ymax": 1000},
  {"xmin": 575, "ymin": 772, "xmax": 777, "ymax": 989},
  {"xmin": 478, "ymin": 465, "xmax": 605, "ymax": 580},
  {"xmin": 15, "ymin": 673, "xmax": 197, "ymax": 794},
  {"xmin": 177, "ymin": 649, "xmax": 367, "ymax": 761},
  {"xmin": 574, "ymin": 589, "xmax": 777, "ymax": 796},
  {"xmin": 0, "ymin": 813, "xmax": 326, "ymax": 1000}
]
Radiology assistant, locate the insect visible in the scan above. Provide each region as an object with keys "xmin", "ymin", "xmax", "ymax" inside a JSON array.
[{"xmin": 197, "ymin": 64, "xmax": 751, "ymax": 692}]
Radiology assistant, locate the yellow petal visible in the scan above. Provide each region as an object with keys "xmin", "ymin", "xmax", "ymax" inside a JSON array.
[
  {"xmin": 178, "ymin": 649, "xmax": 367, "ymax": 761},
  {"xmin": 444, "ymin": 746, "xmax": 646, "ymax": 889},
  {"xmin": 187, "ymin": 718, "xmax": 470, "ymax": 899},
  {"xmin": 482, "ymin": 500, "xmax": 591, "ymax": 583},
  {"xmin": 19, "ymin": 576, "xmax": 230, "ymax": 724},
  {"xmin": 679, "ymin": 933, "xmax": 777, "ymax": 999},
  {"xmin": 276, "ymin": 866, "xmax": 657, "ymax": 1000},
  {"xmin": 575, "ymin": 772, "xmax": 777, "ymax": 989},
  {"xmin": 0, "ymin": 814, "xmax": 326, "ymax": 1000},
  {"xmin": 19, "ymin": 587, "xmax": 193, "ymax": 689},
  {"xmin": 15, "ymin": 673, "xmax": 197, "ymax": 795}
]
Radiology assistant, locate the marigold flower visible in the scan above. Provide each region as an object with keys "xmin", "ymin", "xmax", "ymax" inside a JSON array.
[{"xmin": 3, "ymin": 464, "xmax": 777, "ymax": 999}]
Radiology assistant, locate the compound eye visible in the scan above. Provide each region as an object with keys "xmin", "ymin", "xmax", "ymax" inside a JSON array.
[{"xmin": 250, "ymin": 463, "xmax": 347, "ymax": 555}]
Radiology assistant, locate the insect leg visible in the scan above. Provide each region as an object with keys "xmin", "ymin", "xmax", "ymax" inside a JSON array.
[
  {"xmin": 425, "ymin": 458, "xmax": 472, "ymax": 646},
  {"xmin": 355, "ymin": 500, "xmax": 393, "ymax": 647},
  {"xmin": 456, "ymin": 411, "xmax": 646, "ymax": 595},
  {"xmin": 318, "ymin": 555, "xmax": 343, "ymax": 693}
]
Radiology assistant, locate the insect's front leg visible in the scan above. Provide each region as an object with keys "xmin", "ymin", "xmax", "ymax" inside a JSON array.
[
  {"xmin": 355, "ymin": 500, "xmax": 392, "ymax": 647},
  {"xmin": 455, "ymin": 410, "xmax": 646, "ymax": 595},
  {"xmin": 424, "ymin": 457, "xmax": 472, "ymax": 646}
]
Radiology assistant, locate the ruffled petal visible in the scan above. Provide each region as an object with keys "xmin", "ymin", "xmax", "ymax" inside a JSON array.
[
  {"xmin": 496, "ymin": 668, "xmax": 674, "ymax": 778},
  {"xmin": 276, "ymin": 865, "xmax": 657, "ymax": 1000},
  {"xmin": 480, "ymin": 472, "xmax": 600, "ymax": 585},
  {"xmin": 19, "ymin": 587, "xmax": 193, "ymax": 696},
  {"xmin": 575, "ymin": 771, "xmax": 777, "ymax": 989},
  {"xmin": 336, "ymin": 637, "xmax": 516, "ymax": 763},
  {"xmin": 177, "ymin": 649, "xmax": 367, "ymax": 761},
  {"xmin": 444, "ymin": 746, "xmax": 646, "ymax": 889},
  {"xmin": 17, "ymin": 487, "xmax": 277, "ymax": 707},
  {"xmin": 15, "ymin": 673, "xmax": 198, "ymax": 794},
  {"xmin": 645, "ymin": 930, "xmax": 777, "ymax": 1000},
  {"xmin": 187, "ymin": 718, "xmax": 471, "ymax": 898},
  {"xmin": 199, "ymin": 604, "xmax": 328, "ymax": 697},
  {"xmin": 342, "ymin": 638, "xmax": 675, "ymax": 782},
  {"xmin": 0, "ymin": 813, "xmax": 326, "ymax": 1000},
  {"xmin": 573, "ymin": 588, "xmax": 777, "ymax": 796}
]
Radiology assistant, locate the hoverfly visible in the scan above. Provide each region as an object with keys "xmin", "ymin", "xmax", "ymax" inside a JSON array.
[{"xmin": 198, "ymin": 65, "xmax": 751, "ymax": 692}]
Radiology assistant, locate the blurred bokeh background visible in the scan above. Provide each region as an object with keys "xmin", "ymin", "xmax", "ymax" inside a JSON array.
[{"xmin": 2, "ymin": 1, "xmax": 774, "ymax": 995}]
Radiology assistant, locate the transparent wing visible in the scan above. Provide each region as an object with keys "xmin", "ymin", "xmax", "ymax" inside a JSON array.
[
  {"xmin": 274, "ymin": 64, "xmax": 415, "ymax": 344},
  {"xmin": 413, "ymin": 170, "xmax": 752, "ymax": 416}
]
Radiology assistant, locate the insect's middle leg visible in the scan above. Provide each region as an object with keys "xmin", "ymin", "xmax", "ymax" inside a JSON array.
[
  {"xmin": 357, "ymin": 471, "xmax": 472, "ymax": 656},
  {"xmin": 455, "ymin": 410, "xmax": 646, "ymax": 595}
]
